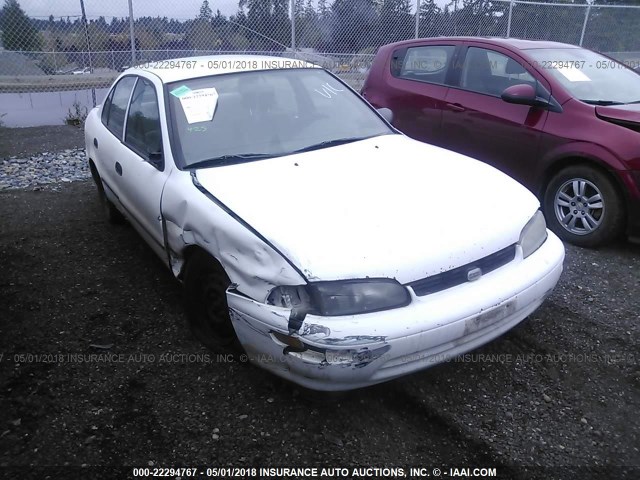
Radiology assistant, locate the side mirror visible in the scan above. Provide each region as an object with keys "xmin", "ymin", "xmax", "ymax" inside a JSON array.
[
  {"xmin": 501, "ymin": 84, "xmax": 550, "ymax": 109},
  {"xmin": 377, "ymin": 107, "xmax": 394, "ymax": 123}
]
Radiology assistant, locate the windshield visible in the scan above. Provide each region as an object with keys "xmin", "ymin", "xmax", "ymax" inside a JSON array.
[
  {"xmin": 527, "ymin": 48, "xmax": 640, "ymax": 105},
  {"xmin": 167, "ymin": 68, "xmax": 393, "ymax": 168}
]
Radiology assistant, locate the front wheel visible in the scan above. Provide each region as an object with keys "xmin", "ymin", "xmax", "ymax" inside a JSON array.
[
  {"xmin": 543, "ymin": 165, "xmax": 625, "ymax": 247},
  {"xmin": 183, "ymin": 251, "xmax": 240, "ymax": 351}
]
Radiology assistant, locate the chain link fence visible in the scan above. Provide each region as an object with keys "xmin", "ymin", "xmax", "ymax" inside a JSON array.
[{"xmin": 0, "ymin": 0, "xmax": 639, "ymax": 97}]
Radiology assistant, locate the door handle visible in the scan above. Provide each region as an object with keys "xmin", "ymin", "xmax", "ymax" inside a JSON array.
[
  {"xmin": 93, "ymin": 138, "xmax": 98, "ymax": 148},
  {"xmin": 446, "ymin": 103, "xmax": 466, "ymax": 112},
  {"xmin": 115, "ymin": 162, "xmax": 122, "ymax": 176}
]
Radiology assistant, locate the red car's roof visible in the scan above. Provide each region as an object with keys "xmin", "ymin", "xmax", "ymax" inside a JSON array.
[{"xmin": 382, "ymin": 37, "xmax": 581, "ymax": 51}]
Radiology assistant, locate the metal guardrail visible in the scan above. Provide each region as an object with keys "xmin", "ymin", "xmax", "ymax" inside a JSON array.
[{"xmin": 0, "ymin": 74, "xmax": 118, "ymax": 93}]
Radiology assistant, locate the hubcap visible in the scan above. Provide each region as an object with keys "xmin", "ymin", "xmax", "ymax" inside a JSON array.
[{"xmin": 553, "ymin": 178, "xmax": 604, "ymax": 236}]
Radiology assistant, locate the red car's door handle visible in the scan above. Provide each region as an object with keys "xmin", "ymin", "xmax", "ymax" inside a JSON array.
[{"xmin": 446, "ymin": 103, "xmax": 466, "ymax": 112}]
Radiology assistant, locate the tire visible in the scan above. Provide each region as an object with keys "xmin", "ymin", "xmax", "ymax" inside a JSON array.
[
  {"xmin": 183, "ymin": 250, "xmax": 240, "ymax": 351},
  {"xmin": 89, "ymin": 162, "xmax": 124, "ymax": 224},
  {"xmin": 543, "ymin": 165, "xmax": 625, "ymax": 247}
]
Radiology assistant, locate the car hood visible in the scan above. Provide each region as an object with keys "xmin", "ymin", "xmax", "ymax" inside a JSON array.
[
  {"xmin": 194, "ymin": 134, "xmax": 539, "ymax": 284},
  {"xmin": 595, "ymin": 103, "xmax": 640, "ymax": 125}
]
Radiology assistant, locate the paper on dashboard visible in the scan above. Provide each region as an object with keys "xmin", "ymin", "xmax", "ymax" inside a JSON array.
[
  {"xmin": 556, "ymin": 65, "xmax": 590, "ymax": 82},
  {"xmin": 179, "ymin": 88, "xmax": 219, "ymax": 124}
]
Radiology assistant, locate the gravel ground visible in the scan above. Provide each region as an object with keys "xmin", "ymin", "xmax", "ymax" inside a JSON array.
[
  {"xmin": 0, "ymin": 131, "xmax": 638, "ymax": 479},
  {"xmin": 0, "ymin": 148, "xmax": 89, "ymax": 191},
  {"xmin": 0, "ymin": 125, "xmax": 88, "ymax": 191}
]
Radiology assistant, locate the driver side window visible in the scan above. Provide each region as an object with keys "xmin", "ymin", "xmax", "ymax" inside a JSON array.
[
  {"xmin": 124, "ymin": 78, "xmax": 163, "ymax": 168},
  {"xmin": 460, "ymin": 47, "xmax": 535, "ymax": 96}
]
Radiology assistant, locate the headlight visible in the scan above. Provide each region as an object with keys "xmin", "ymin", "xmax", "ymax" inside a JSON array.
[
  {"xmin": 519, "ymin": 210, "xmax": 548, "ymax": 259},
  {"xmin": 267, "ymin": 279, "xmax": 411, "ymax": 316}
]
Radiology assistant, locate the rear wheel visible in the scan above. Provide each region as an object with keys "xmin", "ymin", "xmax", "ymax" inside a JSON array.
[
  {"xmin": 89, "ymin": 162, "xmax": 124, "ymax": 224},
  {"xmin": 543, "ymin": 165, "xmax": 625, "ymax": 247},
  {"xmin": 183, "ymin": 250, "xmax": 240, "ymax": 351}
]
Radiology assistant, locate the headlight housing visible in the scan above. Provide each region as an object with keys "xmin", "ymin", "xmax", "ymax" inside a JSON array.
[
  {"xmin": 519, "ymin": 210, "xmax": 548, "ymax": 259},
  {"xmin": 267, "ymin": 278, "xmax": 411, "ymax": 316}
]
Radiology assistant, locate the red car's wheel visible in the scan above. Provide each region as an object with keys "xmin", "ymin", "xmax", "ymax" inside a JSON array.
[{"xmin": 544, "ymin": 165, "xmax": 625, "ymax": 247}]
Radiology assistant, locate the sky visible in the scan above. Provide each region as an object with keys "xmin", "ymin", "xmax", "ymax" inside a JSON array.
[
  {"xmin": 12, "ymin": 0, "xmax": 438, "ymax": 21},
  {"xmin": 17, "ymin": 0, "xmax": 240, "ymax": 20}
]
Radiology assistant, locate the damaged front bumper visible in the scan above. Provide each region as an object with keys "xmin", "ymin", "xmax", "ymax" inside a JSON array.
[{"xmin": 226, "ymin": 232, "xmax": 565, "ymax": 391}]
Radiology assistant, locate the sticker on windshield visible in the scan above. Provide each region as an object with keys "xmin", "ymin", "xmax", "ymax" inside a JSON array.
[
  {"xmin": 179, "ymin": 87, "xmax": 219, "ymax": 124},
  {"xmin": 170, "ymin": 85, "xmax": 192, "ymax": 98},
  {"xmin": 556, "ymin": 65, "xmax": 590, "ymax": 82}
]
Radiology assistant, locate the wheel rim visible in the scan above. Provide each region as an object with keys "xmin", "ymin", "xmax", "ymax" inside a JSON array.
[{"xmin": 553, "ymin": 178, "xmax": 604, "ymax": 236}]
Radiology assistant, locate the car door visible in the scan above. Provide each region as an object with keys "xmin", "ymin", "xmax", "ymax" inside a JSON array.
[
  {"xmin": 95, "ymin": 75, "xmax": 137, "ymax": 207},
  {"xmin": 115, "ymin": 75, "xmax": 172, "ymax": 260},
  {"xmin": 441, "ymin": 44, "xmax": 552, "ymax": 189},
  {"xmin": 379, "ymin": 42, "xmax": 458, "ymax": 146}
]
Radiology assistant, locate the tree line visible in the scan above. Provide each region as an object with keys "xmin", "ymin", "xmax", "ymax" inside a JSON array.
[{"xmin": 1, "ymin": 0, "xmax": 639, "ymax": 71}]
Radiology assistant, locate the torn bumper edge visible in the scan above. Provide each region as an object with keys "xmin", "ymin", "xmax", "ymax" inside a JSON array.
[{"xmin": 226, "ymin": 232, "xmax": 565, "ymax": 391}]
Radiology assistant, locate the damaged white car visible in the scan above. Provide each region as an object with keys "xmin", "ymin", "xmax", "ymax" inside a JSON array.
[{"xmin": 84, "ymin": 55, "xmax": 565, "ymax": 391}]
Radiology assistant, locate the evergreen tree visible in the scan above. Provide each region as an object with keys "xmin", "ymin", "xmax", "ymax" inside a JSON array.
[
  {"xmin": 305, "ymin": 0, "xmax": 316, "ymax": 20},
  {"xmin": 199, "ymin": 0, "xmax": 213, "ymax": 20},
  {"xmin": 378, "ymin": 0, "xmax": 412, "ymax": 43},
  {"xmin": 0, "ymin": 0, "xmax": 43, "ymax": 51},
  {"xmin": 318, "ymin": 0, "xmax": 329, "ymax": 18},
  {"xmin": 332, "ymin": 0, "xmax": 378, "ymax": 52},
  {"xmin": 419, "ymin": 0, "xmax": 442, "ymax": 37},
  {"xmin": 294, "ymin": 0, "xmax": 305, "ymax": 19}
]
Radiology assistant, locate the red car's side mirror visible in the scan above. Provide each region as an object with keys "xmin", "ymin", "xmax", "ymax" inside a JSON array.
[
  {"xmin": 502, "ymin": 84, "xmax": 563, "ymax": 113},
  {"xmin": 501, "ymin": 84, "xmax": 539, "ymax": 106}
]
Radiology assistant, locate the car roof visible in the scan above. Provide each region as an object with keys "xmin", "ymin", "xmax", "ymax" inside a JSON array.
[
  {"xmin": 385, "ymin": 36, "xmax": 582, "ymax": 51},
  {"xmin": 126, "ymin": 54, "xmax": 321, "ymax": 84}
]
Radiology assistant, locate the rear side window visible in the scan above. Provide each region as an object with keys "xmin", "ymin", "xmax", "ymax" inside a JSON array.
[
  {"xmin": 392, "ymin": 45, "xmax": 455, "ymax": 85},
  {"xmin": 125, "ymin": 78, "xmax": 162, "ymax": 162},
  {"xmin": 100, "ymin": 90, "xmax": 114, "ymax": 125},
  {"xmin": 102, "ymin": 76, "xmax": 136, "ymax": 138}
]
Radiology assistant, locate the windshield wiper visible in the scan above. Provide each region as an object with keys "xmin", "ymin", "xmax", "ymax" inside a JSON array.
[
  {"xmin": 290, "ymin": 136, "xmax": 373, "ymax": 155},
  {"xmin": 186, "ymin": 153, "xmax": 274, "ymax": 169},
  {"xmin": 625, "ymin": 100, "xmax": 640, "ymax": 104},
  {"xmin": 580, "ymin": 99, "xmax": 625, "ymax": 106}
]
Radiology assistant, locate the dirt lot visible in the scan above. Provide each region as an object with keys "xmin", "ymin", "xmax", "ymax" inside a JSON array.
[
  {"xmin": 0, "ymin": 134, "xmax": 638, "ymax": 479},
  {"xmin": 0, "ymin": 125, "xmax": 84, "ymax": 159}
]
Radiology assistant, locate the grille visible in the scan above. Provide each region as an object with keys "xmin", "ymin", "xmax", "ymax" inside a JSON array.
[{"xmin": 407, "ymin": 244, "xmax": 517, "ymax": 297}]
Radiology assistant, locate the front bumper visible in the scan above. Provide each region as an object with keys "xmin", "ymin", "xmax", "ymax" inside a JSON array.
[{"xmin": 227, "ymin": 232, "xmax": 565, "ymax": 391}]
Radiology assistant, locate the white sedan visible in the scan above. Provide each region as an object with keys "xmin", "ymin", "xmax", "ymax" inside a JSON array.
[{"xmin": 84, "ymin": 55, "xmax": 565, "ymax": 391}]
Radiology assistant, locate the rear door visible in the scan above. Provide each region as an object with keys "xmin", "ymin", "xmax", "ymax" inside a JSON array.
[
  {"xmin": 441, "ymin": 44, "xmax": 551, "ymax": 188},
  {"xmin": 367, "ymin": 42, "xmax": 459, "ymax": 146},
  {"xmin": 95, "ymin": 75, "xmax": 137, "ymax": 205}
]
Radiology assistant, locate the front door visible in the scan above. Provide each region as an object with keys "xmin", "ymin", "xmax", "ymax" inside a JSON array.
[
  {"xmin": 113, "ymin": 76, "xmax": 171, "ymax": 259},
  {"xmin": 441, "ymin": 45, "xmax": 550, "ymax": 189}
]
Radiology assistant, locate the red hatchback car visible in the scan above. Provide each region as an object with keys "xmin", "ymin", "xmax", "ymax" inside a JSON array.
[{"xmin": 362, "ymin": 37, "xmax": 640, "ymax": 247}]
